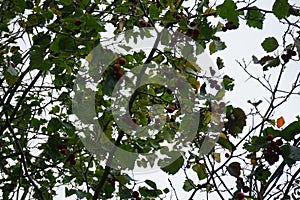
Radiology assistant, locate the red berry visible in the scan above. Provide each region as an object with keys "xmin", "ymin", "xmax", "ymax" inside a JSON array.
[
  {"xmin": 170, "ymin": 118, "xmax": 175, "ymax": 122},
  {"xmin": 140, "ymin": 20, "xmax": 147, "ymax": 27},
  {"xmin": 67, "ymin": 153, "xmax": 75, "ymax": 162},
  {"xmin": 186, "ymin": 163, "xmax": 191, "ymax": 168},
  {"xmin": 132, "ymin": 191, "xmax": 139, "ymax": 198},
  {"xmin": 177, "ymin": 14, "xmax": 182, "ymax": 20},
  {"xmin": 69, "ymin": 159, "xmax": 76, "ymax": 166},
  {"xmin": 60, "ymin": 148, "xmax": 67, "ymax": 155},
  {"xmin": 267, "ymin": 134, "xmax": 273, "ymax": 141},
  {"xmin": 74, "ymin": 19, "xmax": 81, "ymax": 26},
  {"xmin": 275, "ymin": 139, "xmax": 283, "ymax": 146},
  {"xmin": 166, "ymin": 106, "xmax": 176, "ymax": 113},
  {"xmin": 287, "ymin": 49, "xmax": 297, "ymax": 56},
  {"xmin": 193, "ymin": 28, "xmax": 200, "ymax": 35},
  {"xmin": 237, "ymin": 192, "xmax": 245, "ymax": 200},
  {"xmin": 281, "ymin": 54, "xmax": 290, "ymax": 63},
  {"xmin": 118, "ymin": 57, "xmax": 126, "ymax": 65},
  {"xmin": 225, "ymin": 153, "xmax": 230, "ymax": 158},
  {"xmin": 116, "ymin": 71, "xmax": 123, "ymax": 78},
  {"xmin": 113, "ymin": 64, "xmax": 120, "ymax": 71},
  {"xmin": 190, "ymin": 21, "xmax": 197, "ymax": 26}
]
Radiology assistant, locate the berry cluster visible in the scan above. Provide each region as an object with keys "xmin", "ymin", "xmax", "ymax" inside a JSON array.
[
  {"xmin": 59, "ymin": 144, "xmax": 76, "ymax": 165},
  {"xmin": 222, "ymin": 21, "xmax": 238, "ymax": 32},
  {"xmin": 186, "ymin": 21, "xmax": 200, "ymax": 39},
  {"xmin": 236, "ymin": 177, "xmax": 250, "ymax": 193},
  {"xmin": 66, "ymin": 153, "xmax": 76, "ymax": 166},
  {"xmin": 131, "ymin": 191, "xmax": 141, "ymax": 200},
  {"xmin": 264, "ymin": 134, "xmax": 283, "ymax": 165},
  {"xmin": 113, "ymin": 58, "xmax": 126, "ymax": 80},
  {"xmin": 281, "ymin": 49, "xmax": 297, "ymax": 63}
]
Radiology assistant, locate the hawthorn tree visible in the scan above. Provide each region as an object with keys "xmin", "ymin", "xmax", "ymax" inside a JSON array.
[{"xmin": 0, "ymin": 0, "xmax": 300, "ymax": 200}]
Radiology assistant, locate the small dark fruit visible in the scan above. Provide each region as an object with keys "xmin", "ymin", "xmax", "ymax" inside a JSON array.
[
  {"xmin": 116, "ymin": 71, "xmax": 123, "ymax": 78},
  {"xmin": 281, "ymin": 54, "xmax": 290, "ymax": 63},
  {"xmin": 118, "ymin": 57, "xmax": 126, "ymax": 65},
  {"xmin": 237, "ymin": 192, "xmax": 245, "ymax": 200},
  {"xmin": 170, "ymin": 117, "xmax": 175, "ymax": 122},
  {"xmin": 74, "ymin": 19, "xmax": 81, "ymax": 26},
  {"xmin": 242, "ymin": 185, "xmax": 250, "ymax": 193},
  {"xmin": 132, "ymin": 191, "xmax": 139, "ymax": 198},
  {"xmin": 60, "ymin": 148, "xmax": 67, "ymax": 155},
  {"xmin": 190, "ymin": 21, "xmax": 197, "ymax": 26},
  {"xmin": 140, "ymin": 20, "xmax": 147, "ymax": 27},
  {"xmin": 287, "ymin": 49, "xmax": 297, "ymax": 56},
  {"xmin": 113, "ymin": 64, "xmax": 120, "ymax": 71},
  {"xmin": 266, "ymin": 134, "xmax": 273, "ymax": 141},
  {"xmin": 275, "ymin": 138, "xmax": 283, "ymax": 146},
  {"xmin": 166, "ymin": 106, "xmax": 176, "ymax": 113},
  {"xmin": 225, "ymin": 153, "xmax": 230, "ymax": 158},
  {"xmin": 69, "ymin": 159, "xmax": 76, "ymax": 166},
  {"xmin": 193, "ymin": 28, "xmax": 200, "ymax": 36},
  {"xmin": 177, "ymin": 14, "xmax": 182, "ymax": 20}
]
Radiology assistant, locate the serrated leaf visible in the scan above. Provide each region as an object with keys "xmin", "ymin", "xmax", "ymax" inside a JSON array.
[
  {"xmin": 192, "ymin": 163, "xmax": 208, "ymax": 180},
  {"xmin": 216, "ymin": 0, "xmax": 239, "ymax": 25},
  {"xmin": 246, "ymin": 7, "xmax": 264, "ymax": 29},
  {"xmin": 272, "ymin": 0, "xmax": 290, "ymax": 19},
  {"xmin": 183, "ymin": 179, "xmax": 195, "ymax": 192},
  {"xmin": 261, "ymin": 37, "xmax": 279, "ymax": 52},
  {"xmin": 263, "ymin": 57, "xmax": 280, "ymax": 71}
]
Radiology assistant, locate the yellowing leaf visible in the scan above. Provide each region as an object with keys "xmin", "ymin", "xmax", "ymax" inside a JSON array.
[
  {"xmin": 203, "ymin": 8, "xmax": 216, "ymax": 16},
  {"xmin": 277, "ymin": 116, "xmax": 285, "ymax": 128},
  {"xmin": 213, "ymin": 152, "xmax": 221, "ymax": 163},
  {"xmin": 195, "ymin": 80, "xmax": 200, "ymax": 90}
]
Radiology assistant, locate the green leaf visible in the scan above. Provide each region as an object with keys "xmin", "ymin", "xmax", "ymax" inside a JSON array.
[
  {"xmin": 288, "ymin": 146, "xmax": 300, "ymax": 161},
  {"xmin": 216, "ymin": 57, "xmax": 225, "ymax": 69},
  {"xmin": 149, "ymin": 4, "xmax": 160, "ymax": 19},
  {"xmin": 3, "ymin": 71, "xmax": 19, "ymax": 87},
  {"xmin": 225, "ymin": 107, "xmax": 246, "ymax": 136},
  {"xmin": 217, "ymin": 137, "xmax": 235, "ymax": 152},
  {"xmin": 223, "ymin": 75, "xmax": 234, "ymax": 91},
  {"xmin": 282, "ymin": 145, "xmax": 296, "ymax": 166},
  {"xmin": 216, "ymin": 0, "xmax": 239, "ymax": 25},
  {"xmin": 246, "ymin": 7, "xmax": 264, "ymax": 29},
  {"xmin": 192, "ymin": 163, "xmax": 208, "ymax": 180},
  {"xmin": 161, "ymin": 155, "xmax": 184, "ymax": 175},
  {"xmin": 261, "ymin": 37, "xmax": 279, "ymax": 52},
  {"xmin": 272, "ymin": 0, "xmax": 290, "ymax": 19},
  {"xmin": 183, "ymin": 179, "xmax": 196, "ymax": 192},
  {"xmin": 263, "ymin": 121, "xmax": 300, "ymax": 141},
  {"xmin": 227, "ymin": 162, "xmax": 241, "ymax": 178},
  {"xmin": 145, "ymin": 180, "xmax": 157, "ymax": 190},
  {"xmin": 209, "ymin": 38, "xmax": 226, "ymax": 54},
  {"xmin": 263, "ymin": 57, "xmax": 280, "ymax": 71},
  {"xmin": 254, "ymin": 166, "xmax": 271, "ymax": 181}
]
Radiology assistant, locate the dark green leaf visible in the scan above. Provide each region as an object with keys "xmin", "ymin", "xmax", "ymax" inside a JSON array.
[
  {"xmin": 161, "ymin": 155, "xmax": 184, "ymax": 175},
  {"xmin": 246, "ymin": 7, "xmax": 264, "ymax": 29},
  {"xmin": 183, "ymin": 179, "xmax": 196, "ymax": 192},
  {"xmin": 192, "ymin": 163, "xmax": 208, "ymax": 180},
  {"xmin": 263, "ymin": 57, "xmax": 280, "ymax": 71},
  {"xmin": 272, "ymin": 0, "xmax": 290, "ymax": 19},
  {"xmin": 145, "ymin": 180, "xmax": 157, "ymax": 190},
  {"xmin": 261, "ymin": 37, "xmax": 279, "ymax": 52},
  {"xmin": 216, "ymin": 0, "xmax": 239, "ymax": 25},
  {"xmin": 149, "ymin": 4, "xmax": 160, "ymax": 19}
]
